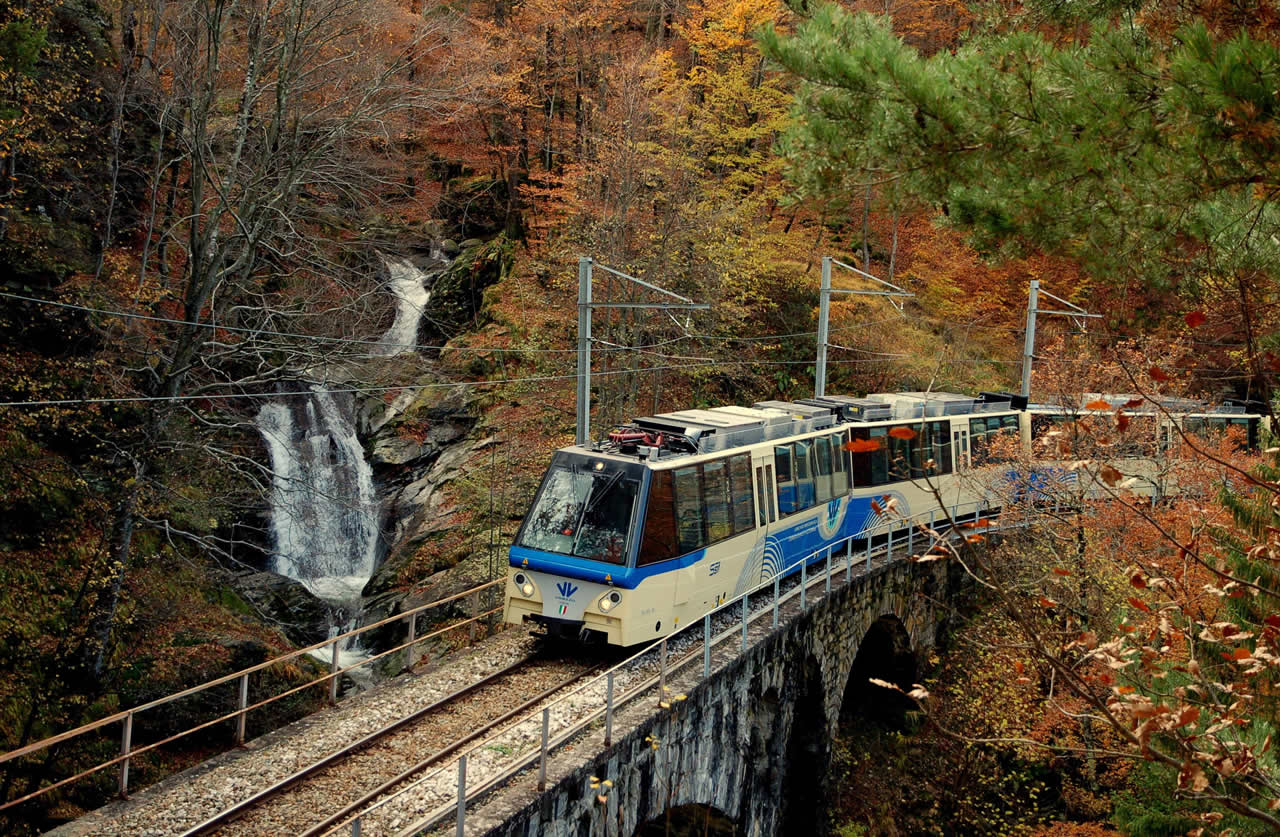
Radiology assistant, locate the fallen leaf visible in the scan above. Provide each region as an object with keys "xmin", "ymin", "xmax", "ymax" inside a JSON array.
[{"xmin": 1184, "ymin": 310, "xmax": 1207, "ymax": 328}]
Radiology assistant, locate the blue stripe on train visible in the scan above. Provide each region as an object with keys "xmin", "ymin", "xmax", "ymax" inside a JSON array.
[
  {"xmin": 509, "ymin": 495, "xmax": 880, "ymax": 588},
  {"xmin": 506, "ymin": 499, "xmax": 880, "ymax": 591}
]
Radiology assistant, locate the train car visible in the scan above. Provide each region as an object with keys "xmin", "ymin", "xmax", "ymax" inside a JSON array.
[{"xmin": 504, "ymin": 391, "xmax": 1024, "ymax": 646}]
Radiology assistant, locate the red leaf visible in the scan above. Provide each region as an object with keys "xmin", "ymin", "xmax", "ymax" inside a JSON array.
[
  {"xmin": 1149, "ymin": 366, "xmax": 1171, "ymax": 383},
  {"xmin": 1123, "ymin": 398, "xmax": 1145, "ymax": 409},
  {"xmin": 1116, "ymin": 412, "xmax": 1131, "ymax": 432},
  {"xmin": 1128, "ymin": 597, "xmax": 1152, "ymax": 613},
  {"xmin": 1039, "ymin": 596, "xmax": 1058, "ymax": 608},
  {"xmin": 870, "ymin": 499, "xmax": 883, "ymax": 515},
  {"xmin": 1184, "ymin": 310, "xmax": 1207, "ymax": 328},
  {"xmin": 1265, "ymin": 614, "xmax": 1280, "ymax": 630},
  {"xmin": 1052, "ymin": 567, "xmax": 1072, "ymax": 576},
  {"xmin": 1130, "ymin": 572, "xmax": 1147, "ymax": 589},
  {"xmin": 1100, "ymin": 464, "xmax": 1123, "ymax": 486},
  {"xmin": 888, "ymin": 426, "xmax": 917, "ymax": 440},
  {"xmin": 1085, "ymin": 399, "xmax": 1112, "ymax": 410},
  {"xmin": 845, "ymin": 438, "xmax": 882, "ymax": 453}
]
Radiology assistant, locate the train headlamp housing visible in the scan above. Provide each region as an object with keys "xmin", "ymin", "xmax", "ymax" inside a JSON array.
[
  {"xmin": 598, "ymin": 590, "xmax": 623, "ymax": 613},
  {"xmin": 514, "ymin": 572, "xmax": 537, "ymax": 599}
]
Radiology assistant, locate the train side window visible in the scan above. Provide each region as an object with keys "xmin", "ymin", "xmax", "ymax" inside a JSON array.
[
  {"xmin": 888, "ymin": 424, "xmax": 912, "ymax": 480},
  {"xmin": 793, "ymin": 441, "xmax": 815, "ymax": 511},
  {"xmin": 869, "ymin": 427, "xmax": 889, "ymax": 485},
  {"xmin": 848, "ymin": 429, "xmax": 869, "ymax": 487},
  {"xmin": 637, "ymin": 470, "xmax": 678, "ymax": 566},
  {"xmin": 774, "ymin": 446, "xmax": 795, "ymax": 515},
  {"xmin": 830, "ymin": 433, "xmax": 849, "ymax": 496},
  {"xmin": 814, "ymin": 436, "xmax": 834, "ymax": 503},
  {"xmin": 730, "ymin": 454, "xmax": 755, "ymax": 535},
  {"xmin": 703, "ymin": 460, "xmax": 732, "ymax": 544},
  {"xmin": 673, "ymin": 466, "xmax": 704, "ymax": 554},
  {"xmin": 939, "ymin": 421, "xmax": 955, "ymax": 474}
]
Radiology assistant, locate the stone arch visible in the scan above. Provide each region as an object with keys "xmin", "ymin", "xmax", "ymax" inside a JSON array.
[
  {"xmin": 779, "ymin": 651, "xmax": 829, "ymax": 833},
  {"xmin": 841, "ymin": 614, "xmax": 919, "ymax": 728},
  {"xmin": 635, "ymin": 803, "xmax": 740, "ymax": 836}
]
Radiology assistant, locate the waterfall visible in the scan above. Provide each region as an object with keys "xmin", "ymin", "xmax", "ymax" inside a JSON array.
[
  {"xmin": 256, "ymin": 388, "xmax": 380, "ymax": 604},
  {"xmin": 375, "ymin": 255, "xmax": 431, "ymax": 356}
]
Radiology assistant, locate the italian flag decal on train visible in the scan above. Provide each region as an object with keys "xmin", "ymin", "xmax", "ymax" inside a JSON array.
[{"xmin": 558, "ymin": 604, "xmax": 569, "ymax": 615}]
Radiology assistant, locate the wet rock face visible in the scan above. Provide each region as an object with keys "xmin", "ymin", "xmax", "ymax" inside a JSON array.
[{"xmin": 232, "ymin": 572, "xmax": 331, "ymax": 647}]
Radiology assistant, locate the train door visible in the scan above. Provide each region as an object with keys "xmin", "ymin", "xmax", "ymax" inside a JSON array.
[
  {"xmin": 953, "ymin": 424, "xmax": 971, "ymax": 469},
  {"xmin": 753, "ymin": 458, "xmax": 777, "ymax": 529}
]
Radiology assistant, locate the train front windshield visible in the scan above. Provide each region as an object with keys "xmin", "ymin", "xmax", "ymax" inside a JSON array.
[{"xmin": 517, "ymin": 456, "xmax": 640, "ymax": 565}]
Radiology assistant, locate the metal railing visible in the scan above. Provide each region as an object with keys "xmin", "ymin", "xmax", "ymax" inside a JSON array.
[
  {"xmin": 0, "ymin": 578, "xmax": 506, "ymax": 813},
  {"xmin": 334, "ymin": 499, "xmax": 1005, "ymax": 837}
]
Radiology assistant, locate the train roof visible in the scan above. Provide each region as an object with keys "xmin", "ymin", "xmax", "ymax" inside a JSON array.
[
  {"xmin": 1029, "ymin": 394, "xmax": 1264, "ymax": 415},
  {"xmin": 602, "ymin": 390, "xmax": 1025, "ymax": 460}
]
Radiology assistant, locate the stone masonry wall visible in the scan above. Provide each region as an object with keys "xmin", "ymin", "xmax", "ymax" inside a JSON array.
[{"xmin": 482, "ymin": 557, "xmax": 962, "ymax": 837}]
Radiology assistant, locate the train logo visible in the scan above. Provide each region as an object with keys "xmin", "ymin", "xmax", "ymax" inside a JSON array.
[
  {"xmin": 556, "ymin": 581, "xmax": 579, "ymax": 599},
  {"xmin": 817, "ymin": 496, "xmax": 847, "ymax": 539}
]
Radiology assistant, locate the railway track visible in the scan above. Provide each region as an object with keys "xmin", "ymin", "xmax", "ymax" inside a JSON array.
[{"xmin": 180, "ymin": 650, "xmax": 605, "ymax": 837}]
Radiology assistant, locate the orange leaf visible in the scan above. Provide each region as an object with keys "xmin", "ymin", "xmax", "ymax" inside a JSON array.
[
  {"xmin": 1175, "ymin": 706, "xmax": 1200, "ymax": 728},
  {"xmin": 870, "ymin": 500, "xmax": 883, "ymax": 515},
  {"xmin": 888, "ymin": 426, "xmax": 917, "ymax": 440},
  {"xmin": 1184, "ymin": 310, "xmax": 1207, "ymax": 328},
  {"xmin": 1149, "ymin": 366, "xmax": 1171, "ymax": 383},
  {"xmin": 845, "ymin": 438, "xmax": 882, "ymax": 453},
  {"xmin": 1014, "ymin": 660, "xmax": 1024, "ymax": 674},
  {"xmin": 1039, "ymin": 596, "xmax": 1058, "ymax": 608},
  {"xmin": 1052, "ymin": 567, "xmax": 1072, "ymax": 576},
  {"xmin": 967, "ymin": 534, "xmax": 986, "ymax": 543},
  {"xmin": 1100, "ymin": 465, "xmax": 1123, "ymax": 486},
  {"xmin": 1085, "ymin": 399, "xmax": 1112, "ymax": 410},
  {"xmin": 1233, "ymin": 647, "xmax": 1252, "ymax": 660},
  {"xmin": 1128, "ymin": 597, "xmax": 1152, "ymax": 613}
]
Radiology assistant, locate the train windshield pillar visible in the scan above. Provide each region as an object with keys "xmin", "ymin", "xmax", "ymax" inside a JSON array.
[{"xmin": 516, "ymin": 456, "xmax": 639, "ymax": 565}]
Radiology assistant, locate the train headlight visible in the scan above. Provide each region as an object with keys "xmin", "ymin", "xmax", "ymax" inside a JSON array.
[
  {"xmin": 598, "ymin": 590, "xmax": 622, "ymax": 613},
  {"xmin": 514, "ymin": 573, "xmax": 536, "ymax": 599}
]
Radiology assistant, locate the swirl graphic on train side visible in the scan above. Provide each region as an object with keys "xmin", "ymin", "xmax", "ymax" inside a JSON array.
[{"xmin": 758, "ymin": 536, "xmax": 788, "ymax": 581}]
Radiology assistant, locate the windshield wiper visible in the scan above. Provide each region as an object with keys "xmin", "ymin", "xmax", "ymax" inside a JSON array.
[{"xmin": 571, "ymin": 470, "xmax": 624, "ymax": 556}]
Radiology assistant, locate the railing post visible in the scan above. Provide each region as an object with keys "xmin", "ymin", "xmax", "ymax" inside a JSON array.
[
  {"xmin": 772, "ymin": 575, "xmax": 779, "ymax": 628},
  {"xmin": 235, "ymin": 673, "xmax": 249, "ymax": 745},
  {"xmin": 604, "ymin": 671, "xmax": 615, "ymax": 747},
  {"xmin": 405, "ymin": 612, "xmax": 417, "ymax": 673},
  {"xmin": 659, "ymin": 638, "xmax": 668, "ymax": 697},
  {"xmin": 351, "ymin": 816, "xmax": 361, "ymax": 836},
  {"xmin": 330, "ymin": 640, "xmax": 340, "ymax": 705},
  {"xmin": 538, "ymin": 708, "xmax": 550, "ymax": 791},
  {"xmin": 457, "ymin": 753, "xmax": 467, "ymax": 837},
  {"xmin": 703, "ymin": 613, "xmax": 712, "ymax": 678},
  {"xmin": 846, "ymin": 537, "xmax": 852, "ymax": 582},
  {"xmin": 801, "ymin": 559, "xmax": 808, "ymax": 610},
  {"xmin": 469, "ymin": 591, "xmax": 479, "ymax": 643},
  {"xmin": 865, "ymin": 536, "xmax": 872, "ymax": 570},
  {"xmin": 886, "ymin": 528, "xmax": 893, "ymax": 561},
  {"xmin": 741, "ymin": 596, "xmax": 748, "ymax": 651},
  {"xmin": 118, "ymin": 711, "xmax": 134, "ymax": 798},
  {"xmin": 825, "ymin": 547, "xmax": 832, "ymax": 595},
  {"xmin": 907, "ymin": 520, "xmax": 914, "ymax": 555}
]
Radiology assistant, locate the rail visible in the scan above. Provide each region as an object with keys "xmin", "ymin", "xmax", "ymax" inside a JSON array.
[
  {"xmin": 327, "ymin": 497, "xmax": 1016, "ymax": 836},
  {"xmin": 0, "ymin": 577, "xmax": 506, "ymax": 813}
]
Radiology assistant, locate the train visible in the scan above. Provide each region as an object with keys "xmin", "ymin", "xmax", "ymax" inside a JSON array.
[{"xmin": 503, "ymin": 391, "xmax": 1272, "ymax": 646}]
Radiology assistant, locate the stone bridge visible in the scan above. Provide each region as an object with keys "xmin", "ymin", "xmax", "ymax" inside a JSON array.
[{"xmin": 466, "ymin": 556, "xmax": 967, "ymax": 836}]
